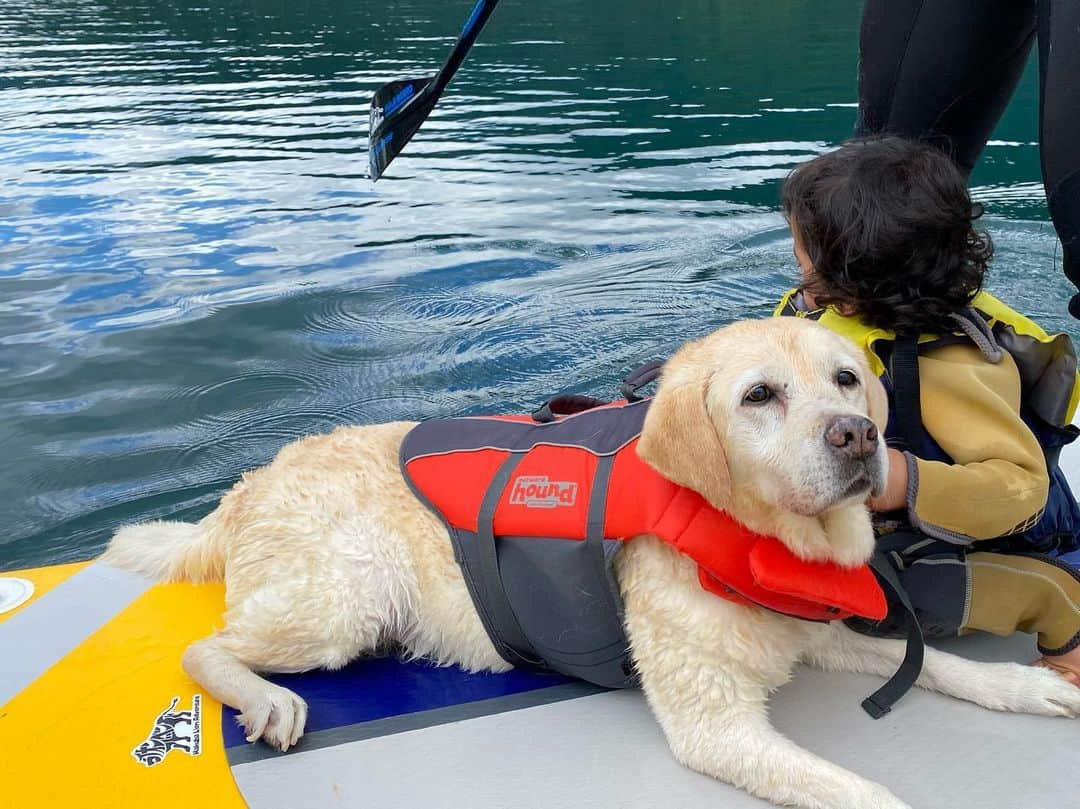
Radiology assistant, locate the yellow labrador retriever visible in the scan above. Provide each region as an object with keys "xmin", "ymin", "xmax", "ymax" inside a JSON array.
[{"xmin": 103, "ymin": 317, "xmax": 1079, "ymax": 809}]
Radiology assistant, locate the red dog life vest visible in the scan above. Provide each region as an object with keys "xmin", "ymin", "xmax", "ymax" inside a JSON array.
[{"xmin": 401, "ymin": 398, "xmax": 888, "ymax": 689}]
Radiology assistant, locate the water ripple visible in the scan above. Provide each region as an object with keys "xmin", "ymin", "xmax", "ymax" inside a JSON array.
[{"xmin": 0, "ymin": 0, "xmax": 1064, "ymax": 569}]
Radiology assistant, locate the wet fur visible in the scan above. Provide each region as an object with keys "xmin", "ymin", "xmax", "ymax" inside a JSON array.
[{"xmin": 103, "ymin": 317, "xmax": 1079, "ymax": 809}]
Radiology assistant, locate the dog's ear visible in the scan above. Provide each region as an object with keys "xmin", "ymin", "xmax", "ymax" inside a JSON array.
[
  {"xmin": 862, "ymin": 362, "xmax": 889, "ymax": 433},
  {"xmin": 637, "ymin": 364, "xmax": 732, "ymax": 511}
]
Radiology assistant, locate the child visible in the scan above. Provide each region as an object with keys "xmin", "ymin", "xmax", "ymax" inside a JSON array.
[{"xmin": 776, "ymin": 136, "xmax": 1080, "ymax": 685}]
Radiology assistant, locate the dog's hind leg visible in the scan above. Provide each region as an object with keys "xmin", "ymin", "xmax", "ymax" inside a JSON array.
[
  {"xmin": 183, "ymin": 590, "xmax": 389, "ymax": 753},
  {"xmin": 182, "ymin": 525, "xmax": 408, "ymax": 752},
  {"xmin": 803, "ymin": 623, "xmax": 1080, "ymax": 718},
  {"xmin": 183, "ymin": 634, "xmax": 310, "ymax": 752}
]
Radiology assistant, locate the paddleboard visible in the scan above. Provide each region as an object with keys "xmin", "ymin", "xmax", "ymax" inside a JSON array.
[{"xmin": 2, "ymin": 448, "xmax": 1078, "ymax": 809}]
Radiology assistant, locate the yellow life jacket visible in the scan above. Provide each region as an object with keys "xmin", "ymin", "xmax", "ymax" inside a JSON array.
[
  {"xmin": 775, "ymin": 289, "xmax": 1080, "ymax": 552},
  {"xmin": 773, "ymin": 288, "xmax": 1080, "ymax": 431}
]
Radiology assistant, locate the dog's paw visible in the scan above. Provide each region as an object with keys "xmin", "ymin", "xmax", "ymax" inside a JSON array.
[
  {"xmin": 237, "ymin": 683, "xmax": 309, "ymax": 752},
  {"xmin": 998, "ymin": 663, "xmax": 1080, "ymax": 718},
  {"xmin": 955, "ymin": 661, "xmax": 1080, "ymax": 717}
]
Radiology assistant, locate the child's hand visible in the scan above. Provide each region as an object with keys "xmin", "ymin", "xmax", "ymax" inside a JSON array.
[{"xmin": 867, "ymin": 448, "xmax": 909, "ymax": 512}]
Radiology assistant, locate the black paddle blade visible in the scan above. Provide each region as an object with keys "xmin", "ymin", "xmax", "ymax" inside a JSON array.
[
  {"xmin": 368, "ymin": 76, "xmax": 435, "ymax": 181},
  {"xmin": 368, "ymin": 0, "xmax": 503, "ymax": 180}
]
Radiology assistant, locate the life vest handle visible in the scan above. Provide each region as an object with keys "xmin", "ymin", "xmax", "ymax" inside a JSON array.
[
  {"xmin": 531, "ymin": 360, "xmax": 664, "ymax": 422},
  {"xmin": 620, "ymin": 360, "xmax": 664, "ymax": 402},
  {"xmin": 531, "ymin": 394, "xmax": 610, "ymax": 423}
]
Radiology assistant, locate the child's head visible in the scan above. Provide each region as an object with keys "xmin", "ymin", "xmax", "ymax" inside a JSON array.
[{"xmin": 781, "ymin": 136, "xmax": 992, "ymax": 334}]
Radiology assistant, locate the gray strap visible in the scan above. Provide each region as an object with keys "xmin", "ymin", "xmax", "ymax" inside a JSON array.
[
  {"xmin": 475, "ymin": 453, "xmax": 542, "ymax": 667},
  {"xmin": 949, "ymin": 308, "xmax": 1003, "ymax": 363},
  {"xmin": 587, "ymin": 457, "xmax": 635, "ymax": 678},
  {"xmin": 586, "ymin": 454, "xmax": 617, "ymax": 621},
  {"xmin": 586, "ymin": 455, "xmax": 614, "ymax": 542},
  {"xmin": 586, "ymin": 454, "xmax": 636, "ymax": 683}
]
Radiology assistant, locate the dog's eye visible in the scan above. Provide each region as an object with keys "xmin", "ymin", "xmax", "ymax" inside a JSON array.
[
  {"xmin": 836, "ymin": 370, "xmax": 859, "ymax": 387},
  {"xmin": 744, "ymin": 384, "xmax": 772, "ymax": 404}
]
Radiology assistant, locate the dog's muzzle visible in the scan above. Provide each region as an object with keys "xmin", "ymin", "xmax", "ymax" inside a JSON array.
[
  {"xmin": 823, "ymin": 415, "xmax": 887, "ymax": 501},
  {"xmin": 824, "ymin": 415, "xmax": 878, "ymax": 461}
]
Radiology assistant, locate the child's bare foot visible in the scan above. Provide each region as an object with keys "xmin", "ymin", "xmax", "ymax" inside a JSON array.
[{"xmin": 1032, "ymin": 646, "xmax": 1080, "ymax": 687}]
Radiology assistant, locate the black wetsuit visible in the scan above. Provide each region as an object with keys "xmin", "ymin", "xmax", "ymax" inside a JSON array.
[{"xmin": 856, "ymin": 0, "xmax": 1080, "ymax": 317}]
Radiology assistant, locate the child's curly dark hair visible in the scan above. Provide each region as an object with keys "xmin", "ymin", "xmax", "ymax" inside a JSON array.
[{"xmin": 781, "ymin": 136, "xmax": 993, "ymax": 335}]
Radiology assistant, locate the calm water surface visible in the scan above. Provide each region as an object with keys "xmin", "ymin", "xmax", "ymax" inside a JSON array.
[{"xmin": 1, "ymin": 0, "xmax": 1074, "ymax": 569}]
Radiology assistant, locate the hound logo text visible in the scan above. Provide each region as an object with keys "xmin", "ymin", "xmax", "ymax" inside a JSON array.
[{"xmin": 509, "ymin": 476, "xmax": 578, "ymax": 508}]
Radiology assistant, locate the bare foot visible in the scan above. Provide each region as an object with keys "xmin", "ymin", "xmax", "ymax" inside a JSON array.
[{"xmin": 1032, "ymin": 646, "xmax": 1080, "ymax": 688}]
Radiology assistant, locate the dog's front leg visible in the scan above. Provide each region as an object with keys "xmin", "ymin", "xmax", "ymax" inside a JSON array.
[
  {"xmin": 803, "ymin": 623, "xmax": 1080, "ymax": 718},
  {"xmin": 619, "ymin": 537, "xmax": 910, "ymax": 809},
  {"xmin": 637, "ymin": 658, "xmax": 911, "ymax": 809}
]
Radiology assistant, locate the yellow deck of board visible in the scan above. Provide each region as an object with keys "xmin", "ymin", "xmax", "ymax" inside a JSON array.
[{"xmin": 0, "ymin": 564, "xmax": 246, "ymax": 809}]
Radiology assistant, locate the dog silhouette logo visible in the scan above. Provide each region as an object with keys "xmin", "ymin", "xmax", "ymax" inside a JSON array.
[{"xmin": 132, "ymin": 695, "xmax": 202, "ymax": 767}]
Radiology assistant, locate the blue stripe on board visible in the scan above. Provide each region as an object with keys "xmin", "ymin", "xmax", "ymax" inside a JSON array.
[{"xmin": 221, "ymin": 657, "xmax": 574, "ymax": 748}]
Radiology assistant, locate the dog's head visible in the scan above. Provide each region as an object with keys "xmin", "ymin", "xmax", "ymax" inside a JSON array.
[{"xmin": 638, "ymin": 317, "xmax": 888, "ymax": 522}]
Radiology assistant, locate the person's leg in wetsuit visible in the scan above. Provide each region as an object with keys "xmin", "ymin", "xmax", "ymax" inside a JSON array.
[
  {"xmin": 848, "ymin": 536, "xmax": 1080, "ymax": 686},
  {"xmin": 1036, "ymin": 0, "xmax": 1080, "ymax": 316},
  {"xmin": 857, "ymin": 0, "xmax": 1080, "ymax": 317}
]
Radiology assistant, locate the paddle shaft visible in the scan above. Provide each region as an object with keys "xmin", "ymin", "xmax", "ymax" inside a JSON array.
[
  {"xmin": 433, "ymin": 0, "xmax": 502, "ymax": 97},
  {"xmin": 368, "ymin": 0, "xmax": 503, "ymax": 180}
]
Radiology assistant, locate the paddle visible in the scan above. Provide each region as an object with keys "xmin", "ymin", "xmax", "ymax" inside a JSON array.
[{"xmin": 368, "ymin": 0, "xmax": 504, "ymax": 181}]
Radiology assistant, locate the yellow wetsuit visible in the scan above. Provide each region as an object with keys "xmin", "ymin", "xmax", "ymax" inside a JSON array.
[{"xmin": 915, "ymin": 342, "xmax": 1078, "ymax": 654}]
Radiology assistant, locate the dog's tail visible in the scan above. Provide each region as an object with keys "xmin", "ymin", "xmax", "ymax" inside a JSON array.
[{"xmin": 102, "ymin": 520, "xmax": 224, "ymax": 583}]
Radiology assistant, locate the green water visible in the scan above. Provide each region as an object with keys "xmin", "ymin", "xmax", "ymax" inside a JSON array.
[{"xmin": 0, "ymin": 0, "xmax": 1072, "ymax": 570}]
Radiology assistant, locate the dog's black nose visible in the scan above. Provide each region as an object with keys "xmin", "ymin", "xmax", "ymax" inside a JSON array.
[{"xmin": 824, "ymin": 415, "xmax": 878, "ymax": 460}]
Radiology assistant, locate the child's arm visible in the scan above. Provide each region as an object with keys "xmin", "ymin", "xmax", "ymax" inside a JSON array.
[
  {"xmin": 885, "ymin": 343, "xmax": 1050, "ymax": 543},
  {"xmin": 867, "ymin": 447, "xmax": 909, "ymax": 512}
]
